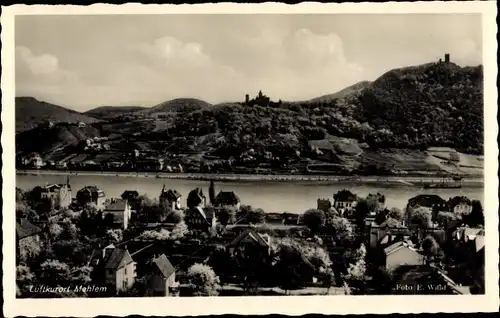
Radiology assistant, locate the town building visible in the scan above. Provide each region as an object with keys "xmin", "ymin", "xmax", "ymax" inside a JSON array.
[
  {"xmin": 104, "ymin": 247, "xmax": 136, "ymax": 294},
  {"xmin": 145, "ymin": 254, "xmax": 179, "ymax": 297},
  {"xmin": 447, "ymin": 196, "xmax": 473, "ymax": 215},
  {"xmin": 22, "ymin": 153, "xmax": 44, "ymax": 169},
  {"xmin": 185, "ymin": 206, "xmax": 217, "ymax": 232},
  {"xmin": 39, "ymin": 178, "xmax": 72, "ymax": 209},
  {"xmin": 383, "ymin": 240, "xmax": 425, "ymax": 272},
  {"xmin": 406, "ymin": 194, "xmax": 447, "ymax": 213},
  {"xmin": 213, "ymin": 191, "xmax": 241, "ymax": 209},
  {"xmin": 332, "ymin": 189, "xmax": 358, "ymax": 216},
  {"xmin": 121, "ymin": 190, "xmax": 139, "ymax": 202},
  {"xmin": 227, "ymin": 229, "xmax": 272, "ymax": 257},
  {"xmin": 16, "ymin": 219, "xmax": 42, "ymax": 262},
  {"xmin": 186, "ymin": 188, "xmax": 206, "ymax": 209},
  {"xmin": 136, "ymin": 158, "xmax": 164, "ymax": 171},
  {"xmin": 103, "ymin": 198, "xmax": 132, "ymax": 230},
  {"xmin": 317, "ymin": 198, "xmax": 332, "ymax": 213},
  {"xmin": 76, "ymin": 186, "xmax": 106, "ymax": 210},
  {"xmin": 159, "ymin": 186, "xmax": 182, "ymax": 210}
]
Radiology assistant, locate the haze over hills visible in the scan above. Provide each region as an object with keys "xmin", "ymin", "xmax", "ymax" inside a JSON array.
[
  {"xmin": 84, "ymin": 106, "xmax": 147, "ymax": 120},
  {"xmin": 15, "ymin": 97, "xmax": 101, "ymax": 133},
  {"xmin": 15, "ymin": 58, "xmax": 484, "ymax": 176}
]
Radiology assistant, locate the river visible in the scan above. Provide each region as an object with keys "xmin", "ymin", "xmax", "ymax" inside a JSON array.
[{"xmin": 16, "ymin": 172, "xmax": 484, "ymax": 214}]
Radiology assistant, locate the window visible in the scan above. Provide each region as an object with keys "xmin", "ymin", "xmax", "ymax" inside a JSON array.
[{"xmin": 124, "ymin": 267, "xmax": 127, "ymax": 275}]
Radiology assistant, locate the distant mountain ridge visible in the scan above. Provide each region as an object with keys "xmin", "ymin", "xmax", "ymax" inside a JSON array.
[
  {"xmin": 15, "ymin": 97, "xmax": 100, "ymax": 133},
  {"xmin": 84, "ymin": 106, "xmax": 147, "ymax": 120},
  {"xmin": 16, "ymin": 58, "xmax": 484, "ymax": 174}
]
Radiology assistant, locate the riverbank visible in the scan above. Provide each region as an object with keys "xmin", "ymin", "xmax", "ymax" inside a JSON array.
[{"xmin": 16, "ymin": 169, "xmax": 484, "ymax": 188}]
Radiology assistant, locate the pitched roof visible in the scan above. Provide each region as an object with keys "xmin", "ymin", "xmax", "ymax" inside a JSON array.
[
  {"xmin": 228, "ymin": 229, "xmax": 270, "ymax": 248},
  {"xmin": 408, "ymin": 194, "xmax": 447, "ymax": 208},
  {"xmin": 105, "ymin": 248, "xmax": 134, "ymax": 269},
  {"xmin": 104, "ymin": 199, "xmax": 128, "ymax": 211},
  {"xmin": 121, "ymin": 190, "xmax": 139, "ymax": 199},
  {"xmin": 215, "ymin": 191, "xmax": 240, "ymax": 206},
  {"xmin": 16, "ymin": 219, "xmax": 42, "ymax": 239},
  {"xmin": 161, "ymin": 189, "xmax": 182, "ymax": 201},
  {"xmin": 78, "ymin": 186, "xmax": 105, "ymax": 197},
  {"xmin": 152, "ymin": 254, "xmax": 176, "ymax": 279},
  {"xmin": 333, "ymin": 189, "xmax": 357, "ymax": 202},
  {"xmin": 187, "ymin": 206, "xmax": 212, "ymax": 225},
  {"xmin": 383, "ymin": 241, "xmax": 417, "ymax": 256}
]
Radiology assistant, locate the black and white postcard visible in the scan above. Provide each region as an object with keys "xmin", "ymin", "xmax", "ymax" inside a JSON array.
[{"xmin": 2, "ymin": 2, "xmax": 498, "ymax": 316}]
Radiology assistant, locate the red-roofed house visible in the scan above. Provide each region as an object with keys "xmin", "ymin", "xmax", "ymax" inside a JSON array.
[
  {"xmin": 104, "ymin": 247, "xmax": 136, "ymax": 294},
  {"xmin": 103, "ymin": 199, "xmax": 132, "ymax": 230}
]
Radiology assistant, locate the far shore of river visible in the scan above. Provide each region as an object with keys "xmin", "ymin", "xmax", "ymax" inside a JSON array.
[{"xmin": 16, "ymin": 169, "xmax": 484, "ymax": 188}]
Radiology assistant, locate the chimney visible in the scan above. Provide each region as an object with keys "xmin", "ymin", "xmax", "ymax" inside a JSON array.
[
  {"xmin": 445, "ymin": 53, "xmax": 450, "ymax": 63},
  {"xmin": 245, "ymin": 94, "xmax": 249, "ymax": 104}
]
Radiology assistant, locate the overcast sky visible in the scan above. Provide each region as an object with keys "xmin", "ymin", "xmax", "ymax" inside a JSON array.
[{"xmin": 15, "ymin": 14, "xmax": 482, "ymax": 111}]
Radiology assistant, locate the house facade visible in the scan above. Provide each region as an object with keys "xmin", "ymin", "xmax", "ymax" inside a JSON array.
[
  {"xmin": 186, "ymin": 188, "xmax": 206, "ymax": 209},
  {"xmin": 147, "ymin": 254, "xmax": 179, "ymax": 297},
  {"xmin": 40, "ymin": 180, "xmax": 72, "ymax": 209},
  {"xmin": 213, "ymin": 191, "xmax": 241, "ymax": 209},
  {"xmin": 332, "ymin": 190, "xmax": 358, "ymax": 216},
  {"xmin": 76, "ymin": 186, "xmax": 106, "ymax": 210},
  {"xmin": 317, "ymin": 198, "xmax": 332, "ymax": 213},
  {"xmin": 407, "ymin": 194, "xmax": 447, "ymax": 213},
  {"xmin": 104, "ymin": 247, "xmax": 136, "ymax": 294},
  {"xmin": 103, "ymin": 199, "xmax": 132, "ymax": 230},
  {"xmin": 159, "ymin": 186, "xmax": 182, "ymax": 210},
  {"xmin": 447, "ymin": 196, "xmax": 472, "ymax": 215},
  {"xmin": 23, "ymin": 153, "xmax": 44, "ymax": 169},
  {"xmin": 16, "ymin": 219, "xmax": 42, "ymax": 262},
  {"xmin": 185, "ymin": 206, "xmax": 217, "ymax": 232}
]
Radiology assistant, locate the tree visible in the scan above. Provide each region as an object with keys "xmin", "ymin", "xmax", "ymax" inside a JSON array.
[
  {"xmin": 186, "ymin": 263, "xmax": 221, "ymax": 296},
  {"xmin": 171, "ymin": 221, "xmax": 189, "ymax": 240},
  {"xmin": 388, "ymin": 207, "xmax": 404, "ymax": 221},
  {"xmin": 409, "ymin": 207, "xmax": 432, "ymax": 228},
  {"xmin": 436, "ymin": 211, "xmax": 459, "ymax": 229},
  {"xmin": 60, "ymin": 217, "xmax": 78, "ymax": 240},
  {"xmin": 166, "ymin": 209, "xmax": 185, "ymax": 224},
  {"xmin": 464, "ymin": 200, "xmax": 484, "ymax": 227},
  {"xmin": 49, "ymin": 223, "xmax": 64, "ymax": 239},
  {"xmin": 246, "ymin": 208, "xmax": 266, "ymax": 224},
  {"xmin": 421, "ymin": 235, "xmax": 441, "ymax": 264},
  {"xmin": 354, "ymin": 199, "xmax": 371, "ymax": 230},
  {"xmin": 216, "ymin": 207, "xmax": 236, "ymax": 225},
  {"xmin": 17, "ymin": 264, "xmax": 35, "ymax": 294},
  {"xmin": 302, "ymin": 209, "xmax": 326, "ymax": 233},
  {"xmin": 327, "ymin": 217, "xmax": 353, "ymax": 245},
  {"xmin": 106, "ymin": 229, "xmax": 123, "ymax": 244},
  {"xmin": 39, "ymin": 259, "xmax": 71, "ymax": 286}
]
